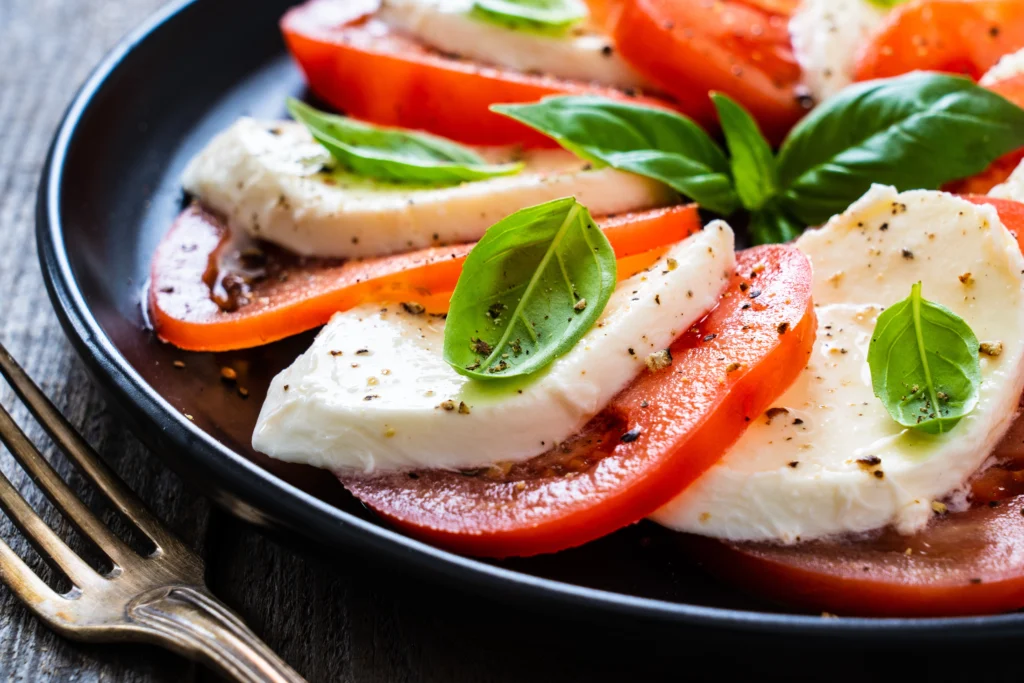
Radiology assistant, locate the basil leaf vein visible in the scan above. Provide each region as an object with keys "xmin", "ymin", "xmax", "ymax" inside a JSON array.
[
  {"xmin": 471, "ymin": 0, "xmax": 587, "ymax": 33},
  {"xmin": 444, "ymin": 197, "xmax": 616, "ymax": 380},
  {"xmin": 493, "ymin": 96, "xmax": 741, "ymax": 215},
  {"xmin": 712, "ymin": 92, "xmax": 778, "ymax": 211},
  {"xmin": 776, "ymin": 73, "xmax": 1024, "ymax": 225},
  {"xmin": 288, "ymin": 99, "xmax": 523, "ymax": 185},
  {"xmin": 867, "ymin": 282, "xmax": 981, "ymax": 434}
]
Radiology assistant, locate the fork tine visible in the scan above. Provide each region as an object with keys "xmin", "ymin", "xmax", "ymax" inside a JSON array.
[
  {"xmin": 0, "ymin": 533, "xmax": 71, "ymax": 629},
  {"xmin": 0, "ymin": 461, "xmax": 100, "ymax": 588},
  {"xmin": 0, "ymin": 343, "xmax": 179, "ymax": 552},
  {"xmin": 0, "ymin": 399, "xmax": 135, "ymax": 568}
]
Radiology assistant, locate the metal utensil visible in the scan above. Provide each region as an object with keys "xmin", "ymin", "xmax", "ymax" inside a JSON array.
[{"xmin": 0, "ymin": 342, "xmax": 305, "ymax": 682}]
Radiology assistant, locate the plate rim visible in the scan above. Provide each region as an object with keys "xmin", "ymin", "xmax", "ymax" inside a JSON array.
[{"xmin": 33, "ymin": 0, "xmax": 1024, "ymax": 638}]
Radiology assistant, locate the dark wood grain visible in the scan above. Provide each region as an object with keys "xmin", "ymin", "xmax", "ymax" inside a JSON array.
[
  {"xmin": 5, "ymin": 2, "xmax": 1024, "ymax": 682},
  {"xmin": 0, "ymin": 1, "xmax": 211, "ymax": 679},
  {"xmin": 0, "ymin": 2, "xmax": 206, "ymax": 681}
]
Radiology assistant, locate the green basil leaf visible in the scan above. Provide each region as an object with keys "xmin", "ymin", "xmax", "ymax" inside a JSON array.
[
  {"xmin": 748, "ymin": 204, "xmax": 804, "ymax": 246},
  {"xmin": 776, "ymin": 73, "xmax": 1024, "ymax": 225},
  {"xmin": 712, "ymin": 92, "xmax": 778, "ymax": 211},
  {"xmin": 288, "ymin": 98, "xmax": 523, "ymax": 185},
  {"xmin": 493, "ymin": 96, "xmax": 741, "ymax": 215},
  {"xmin": 444, "ymin": 197, "xmax": 616, "ymax": 380},
  {"xmin": 867, "ymin": 282, "xmax": 981, "ymax": 434},
  {"xmin": 471, "ymin": 0, "xmax": 587, "ymax": 33},
  {"xmin": 867, "ymin": 0, "xmax": 910, "ymax": 7}
]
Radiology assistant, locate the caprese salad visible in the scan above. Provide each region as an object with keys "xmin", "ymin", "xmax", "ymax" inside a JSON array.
[{"xmin": 149, "ymin": 0, "xmax": 1024, "ymax": 617}]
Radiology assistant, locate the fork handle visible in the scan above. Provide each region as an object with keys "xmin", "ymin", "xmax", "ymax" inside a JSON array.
[{"xmin": 129, "ymin": 585, "xmax": 306, "ymax": 683}]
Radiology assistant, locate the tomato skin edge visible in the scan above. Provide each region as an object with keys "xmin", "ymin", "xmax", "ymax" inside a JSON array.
[
  {"xmin": 611, "ymin": 0, "xmax": 806, "ymax": 145},
  {"xmin": 684, "ymin": 496, "xmax": 1024, "ymax": 618},
  {"xmin": 342, "ymin": 245, "xmax": 817, "ymax": 558},
  {"xmin": 280, "ymin": 0, "xmax": 691, "ymax": 148},
  {"xmin": 150, "ymin": 205, "xmax": 701, "ymax": 352},
  {"xmin": 854, "ymin": 0, "xmax": 1024, "ymax": 83}
]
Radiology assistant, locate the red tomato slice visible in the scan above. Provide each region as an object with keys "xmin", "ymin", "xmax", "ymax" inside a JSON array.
[
  {"xmin": 947, "ymin": 74, "xmax": 1024, "ymax": 195},
  {"xmin": 683, "ymin": 491, "xmax": 1024, "ymax": 618},
  {"xmin": 150, "ymin": 205, "xmax": 701, "ymax": 352},
  {"xmin": 281, "ymin": 0, "xmax": 689, "ymax": 147},
  {"xmin": 855, "ymin": 0, "xmax": 1024, "ymax": 82},
  {"xmin": 682, "ymin": 196, "xmax": 1024, "ymax": 618},
  {"xmin": 341, "ymin": 245, "xmax": 817, "ymax": 558},
  {"xmin": 583, "ymin": 0, "xmax": 624, "ymax": 31},
  {"xmin": 611, "ymin": 0, "xmax": 808, "ymax": 144},
  {"xmin": 737, "ymin": 0, "xmax": 799, "ymax": 14}
]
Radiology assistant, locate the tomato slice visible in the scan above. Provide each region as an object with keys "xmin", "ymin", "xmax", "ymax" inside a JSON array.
[
  {"xmin": 281, "ymin": 0, "xmax": 687, "ymax": 147},
  {"xmin": 149, "ymin": 205, "xmax": 701, "ymax": 352},
  {"xmin": 736, "ymin": 0, "xmax": 799, "ymax": 14},
  {"xmin": 583, "ymin": 0, "xmax": 624, "ymax": 31},
  {"xmin": 611, "ymin": 0, "xmax": 807, "ymax": 144},
  {"xmin": 681, "ymin": 196, "xmax": 1024, "ymax": 618},
  {"xmin": 685, "ymin": 409, "xmax": 1024, "ymax": 618},
  {"xmin": 683, "ymin": 492, "xmax": 1024, "ymax": 618},
  {"xmin": 341, "ymin": 246, "xmax": 817, "ymax": 558},
  {"xmin": 854, "ymin": 0, "xmax": 1024, "ymax": 82}
]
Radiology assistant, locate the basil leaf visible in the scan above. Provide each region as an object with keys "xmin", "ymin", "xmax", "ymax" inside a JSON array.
[
  {"xmin": 444, "ymin": 197, "xmax": 616, "ymax": 380},
  {"xmin": 867, "ymin": 0, "xmax": 910, "ymax": 7},
  {"xmin": 712, "ymin": 93, "xmax": 777, "ymax": 211},
  {"xmin": 867, "ymin": 282, "xmax": 981, "ymax": 434},
  {"xmin": 471, "ymin": 0, "xmax": 587, "ymax": 33},
  {"xmin": 288, "ymin": 98, "xmax": 523, "ymax": 185},
  {"xmin": 748, "ymin": 204, "xmax": 804, "ymax": 246},
  {"xmin": 493, "ymin": 96, "xmax": 741, "ymax": 215},
  {"xmin": 776, "ymin": 73, "xmax": 1024, "ymax": 225}
]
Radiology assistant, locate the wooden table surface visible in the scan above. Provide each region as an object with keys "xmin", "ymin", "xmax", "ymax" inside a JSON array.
[{"xmin": 3, "ymin": 1, "xmax": 1024, "ymax": 681}]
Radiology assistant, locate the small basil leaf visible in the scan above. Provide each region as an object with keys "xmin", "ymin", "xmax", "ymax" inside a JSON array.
[
  {"xmin": 444, "ymin": 197, "xmax": 616, "ymax": 380},
  {"xmin": 471, "ymin": 0, "xmax": 587, "ymax": 33},
  {"xmin": 493, "ymin": 96, "xmax": 741, "ymax": 215},
  {"xmin": 748, "ymin": 204, "xmax": 804, "ymax": 246},
  {"xmin": 777, "ymin": 73, "xmax": 1024, "ymax": 225},
  {"xmin": 867, "ymin": 0, "xmax": 910, "ymax": 7},
  {"xmin": 712, "ymin": 92, "xmax": 778, "ymax": 211},
  {"xmin": 288, "ymin": 98, "xmax": 523, "ymax": 185},
  {"xmin": 868, "ymin": 282, "xmax": 981, "ymax": 434}
]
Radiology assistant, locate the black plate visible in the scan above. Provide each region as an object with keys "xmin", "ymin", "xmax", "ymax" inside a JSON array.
[{"xmin": 35, "ymin": 0, "xmax": 1024, "ymax": 640}]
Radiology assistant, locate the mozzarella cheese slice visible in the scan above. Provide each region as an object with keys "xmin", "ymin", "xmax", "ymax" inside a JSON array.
[
  {"xmin": 981, "ymin": 47, "xmax": 1024, "ymax": 86},
  {"xmin": 653, "ymin": 186, "xmax": 1024, "ymax": 542},
  {"xmin": 377, "ymin": 0, "xmax": 653, "ymax": 91},
  {"xmin": 253, "ymin": 223, "xmax": 736, "ymax": 473},
  {"xmin": 182, "ymin": 119, "xmax": 671, "ymax": 259},
  {"xmin": 789, "ymin": 0, "xmax": 886, "ymax": 103}
]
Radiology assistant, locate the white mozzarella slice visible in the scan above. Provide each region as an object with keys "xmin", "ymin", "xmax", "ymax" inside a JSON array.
[
  {"xmin": 182, "ymin": 119, "xmax": 671, "ymax": 259},
  {"xmin": 252, "ymin": 224, "xmax": 736, "ymax": 473},
  {"xmin": 989, "ymin": 158, "xmax": 1024, "ymax": 202},
  {"xmin": 653, "ymin": 186, "xmax": 1024, "ymax": 542},
  {"xmin": 981, "ymin": 47, "xmax": 1024, "ymax": 85},
  {"xmin": 789, "ymin": 0, "xmax": 886, "ymax": 103},
  {"xmin": 377, "ymin": 0, "xmax": 653, "ymax": 91}
]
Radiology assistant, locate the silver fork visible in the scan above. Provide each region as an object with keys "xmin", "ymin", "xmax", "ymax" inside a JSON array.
[{"xmin": 0, "ymin": 342, "xmax": 305, "ymax": 682}]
